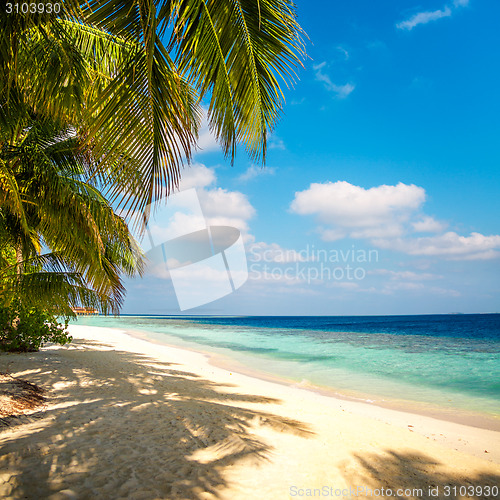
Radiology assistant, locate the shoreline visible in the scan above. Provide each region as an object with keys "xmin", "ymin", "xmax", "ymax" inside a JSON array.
[
  {"xmin": 69, "ymin": 325, "xmax": 500, "ymax": 461},
  {"xmin": 1, "ymin": 324, "xmax": 499, "ymax": 499},
  {"xmin": 106, "ymin": 321, "xmax": 500, "ymax": 433},
  {"xmin": 208, "ymin": 350, "xmax": 500, "ymax": 432}
]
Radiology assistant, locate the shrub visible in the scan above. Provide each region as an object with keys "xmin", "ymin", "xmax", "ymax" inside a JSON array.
[{"xmin": 0, "ymin": 300, "xmax": 72, "ymax": 352}]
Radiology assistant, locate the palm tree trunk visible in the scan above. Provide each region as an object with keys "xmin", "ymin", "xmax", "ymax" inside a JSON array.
[
  {"xmin": 12, "ymin": 242, "xmax": 23, "ymax": 331},
  {"xmin": 15, "ymin": 244, "xmax": 23, "ymax": 277}
]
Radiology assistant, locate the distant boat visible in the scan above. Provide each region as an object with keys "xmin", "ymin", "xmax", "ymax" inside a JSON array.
[{"xmin": 72, "ymin": 307, "xmax": 99, "ymax": 316}]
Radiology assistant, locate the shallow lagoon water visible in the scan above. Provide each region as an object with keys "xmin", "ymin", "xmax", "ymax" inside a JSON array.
[{"xmin": 75, "ymin": 314, "xmax": 500, "ymax": 419}]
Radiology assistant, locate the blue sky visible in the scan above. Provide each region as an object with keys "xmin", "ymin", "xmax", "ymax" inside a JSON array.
[{"xmin": 122, "ymin": 0, "xmax": 500, "ymax": 315}]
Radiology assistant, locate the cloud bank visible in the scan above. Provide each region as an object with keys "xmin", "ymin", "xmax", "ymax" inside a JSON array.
[{"xmin": 291, "ymin": 181, "xmax": 500, "ymax": 260}]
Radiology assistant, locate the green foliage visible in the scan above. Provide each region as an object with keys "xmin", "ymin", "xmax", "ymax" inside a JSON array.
[
  {"xmin": 0, "ymin": 299, "xmax": 72, "ymax": 352},
  {"xmin": 0, "ymin": 117, "xmax": 144, "ymax": 316},
  {"xmin": 1, "ymin": 1, "xmax": 306, "ymax": 217}
]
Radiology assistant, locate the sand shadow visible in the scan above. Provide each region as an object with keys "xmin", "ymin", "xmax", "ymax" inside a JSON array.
[
  {"xmin": 341, "ymin": 449, "xmax": 500, "ymax": 500},
  {"xmin": 0, "ymin": 339, "xmax": 313, "ymax": 499}
]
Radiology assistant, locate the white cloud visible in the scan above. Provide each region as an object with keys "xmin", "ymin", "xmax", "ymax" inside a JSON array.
[
  {"xmin": 290, "ymin": 180, "xmax": 500, "ymax": 261},
  {"xmin": 138, "ymin": 163, "xmax": 256, "ymax": 257},
  {"xmin": 177, "ymin": 163, "xmax": 216, "ymax": 191},
  {"xmin": 396, "ymin": 6, "xmax": 452, "ymax": 30},
  {"xmin": 175, "ymin": 164, "xmax": 255, "ymax": 233},
  {"xmin": 369, "ymin": 269, "xmax": 442, "ymax": 281},
  {"xmin": 200, "ymin": 188, "xmax": 255, "ymax": 221},
  {"xmin": 120, "ymin": 163, "xmax": 216, "ymax": 208},
  {"xmin": 320, "ymin": 228, "xmax": 348, "ymax": 242},
  {"xmin": 148, "ymin": 211, "xmax": 206, "ymax": 244},
  {"xmin": 373, "ymin": 232, "xmax": 500, "ymax": 260},
  {"xmin": 249, "ymin": 269, "xmax": 307, "ymax": 285},
  {"xmin": 429, "ymin": 286, "xmax": 461, "ymax": 297},
  {"xmin": 167, "ymin": 263, "xmax": 234, "ymax": 283},
  {"xmin": 198, "ymin": 187, "xmax": 255, "ymax": 235},
  {"xmin": 377, "ymin": 280, "xmax": 461, "ymax": 296},
  {"xmin": 238, "ymin": 165, "xmax": 276, "ymax": 182},
  {"xmin": 325, "ymin": 282, "xmax": 359, "ymax": 290},
  {"xmin": 291, "ymin": 181, "xmax": 425, "ymax": 240},
  {"xmin": 336, "ymin": 46, "xmax": 349, "ymax": 60},
  {"xmin": 384, "ymin": 282, "xmax": 425, "ymax": 291},
  {"xmin": 196, "ymin": 127, "xmax": 219, "ymax": 153},
  {"xmin": 269, "ymin": 136, "xmax": 286, "ymax": 150},
  {"xmin": 412, "ymin": 216, "xmax": 448, "ymax": 233},
  {"xmin": 397, "ymin": 0, "xmax": 469, "ymax": 31},
  {"xmin": 146, "ymin": 261, "xmax": 171, "ymax": 280},
  {"xmin": 248, "ymin": 242, "xmax": 310, "ymax": 263},
  {"xmin": 313, "ymin": 62, "xmax": 355, "ymax": 99},
  {"xmin": 349, "ymin": 223, "xmax": 411, "ymax": 240},
  {"xmin": 195, "ymin": 109, "xmax": 221, "ymax": 154}
]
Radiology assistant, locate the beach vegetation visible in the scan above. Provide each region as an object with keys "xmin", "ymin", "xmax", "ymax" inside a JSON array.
[
  {"xmin": 0, "ymin": 299, "xmax": 71, "ymax": 352},
  {"xmin": 0, "ymin": 116, "xmax": 143, "ymax": 350}
]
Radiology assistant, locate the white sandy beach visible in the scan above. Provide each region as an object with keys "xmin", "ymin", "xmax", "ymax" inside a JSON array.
[{"xmin": 0, "ymin": 324, "xmax": 499, "ymax": 499}]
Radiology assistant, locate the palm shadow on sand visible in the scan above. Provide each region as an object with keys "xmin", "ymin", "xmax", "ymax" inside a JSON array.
[
  {"xmin": 341, "ymin": 449, "xmax": 500, "ymax": 500},
  {"xmin": 0, "ymin": 339, "xmax": 313, "ymax": 499}
]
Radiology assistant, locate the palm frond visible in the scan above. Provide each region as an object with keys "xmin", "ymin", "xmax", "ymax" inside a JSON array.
[
  {"xmin": 0, "ymin": 270, "xmax": 116, "ymax": 316},
  {"xmin": 165, "ymin": 0, "xmax": 305, "ymax": 162},
  {"xmin": 85, "ymin": 39, "xmax": 200, "ymax": 214},
  {"xmin": 0, "ymin": 159, "xmax": 29, "ymax": 234},
  {"xmin": 1, "ymin": 118, "xmax": 144, "ymax": 316}
]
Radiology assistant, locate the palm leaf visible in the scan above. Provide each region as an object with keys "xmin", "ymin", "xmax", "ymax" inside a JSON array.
[
  {"xmin": 1, "ymin": 117, "xmax": 144, "ymax": 315},
  {"xmin": 164, "ymin": 0, "xmax": 305, "ymax": 162},
  {"xmin": 0, "ymin": 158, "xmax": 29, "ymax": 234}
]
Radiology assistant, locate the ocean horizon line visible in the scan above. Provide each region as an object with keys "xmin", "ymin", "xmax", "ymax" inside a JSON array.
[{"xmin": 116, "ymin": 312, "xmax": 500, "ymax": 317}]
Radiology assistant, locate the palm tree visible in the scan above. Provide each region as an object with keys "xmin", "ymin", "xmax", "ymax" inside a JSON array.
[
  {"xmin": 1, "ymin": 0, "xmax": 305, "ymax": 219},
  {"xmin": 0, "ymin": 114, "xmax": 143, "ymax": 316},
  {"xmin": 0, "ymin": 0, "xmax": 305, "ymax": 328}
]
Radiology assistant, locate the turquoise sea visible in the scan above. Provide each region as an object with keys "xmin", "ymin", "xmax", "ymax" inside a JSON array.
[{"xmin": 74, "ymin": 314, "xmax": 500, "ymax": 423}]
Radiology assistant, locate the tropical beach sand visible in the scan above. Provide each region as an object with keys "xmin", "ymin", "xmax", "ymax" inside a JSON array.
[{"xmin": 0, "ymin": 325, "xmax": 499, "ymax": 499}]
